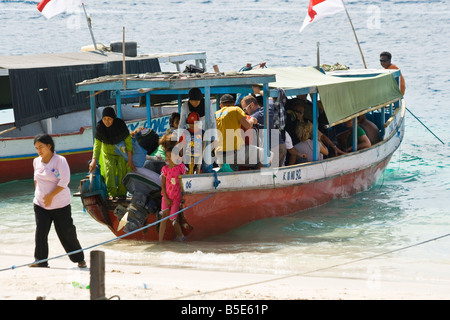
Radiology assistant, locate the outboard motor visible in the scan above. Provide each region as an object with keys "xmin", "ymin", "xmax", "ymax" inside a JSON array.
[{"xmin": 115, "ymin": 167, "xmax": 161, "ymax": 233}]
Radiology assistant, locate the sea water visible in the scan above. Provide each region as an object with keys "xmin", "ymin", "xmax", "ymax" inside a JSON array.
[{"xmin": 0, "ymin": 0, "xmax": 449, "ymax": 285}]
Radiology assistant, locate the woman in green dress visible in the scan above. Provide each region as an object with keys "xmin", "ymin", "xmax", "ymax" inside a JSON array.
[{"xmin": 89, "ymin": 107, "xmax": 136, "ymax": 199}]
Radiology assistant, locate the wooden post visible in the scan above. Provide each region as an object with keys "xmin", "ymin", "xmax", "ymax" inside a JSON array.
[{"xmin": 90, "ymin": 250, "xmax": 106, "ymax": 300}]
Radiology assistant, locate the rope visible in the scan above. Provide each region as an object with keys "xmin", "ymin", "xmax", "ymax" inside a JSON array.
[
  {"xmin": 0, "ymin": 192, "xmax": 215, "ymax": 273},
  {"xmin": 406, "ymin": 107, "xmax": 444, "ymax": 144}
]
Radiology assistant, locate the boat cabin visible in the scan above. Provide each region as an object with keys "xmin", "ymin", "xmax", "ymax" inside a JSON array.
[
  {"xmin": 75, "ymin": 66, "xmax": 403, "ymax": 169},
  {"xmin": 0, "ymin": 51, "xmax": 206, "ymax": 134}
]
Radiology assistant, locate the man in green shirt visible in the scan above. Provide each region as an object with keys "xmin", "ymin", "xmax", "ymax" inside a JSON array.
[{"xmin": 342, "ymin": 119, "xmax": 372, "ymax": 152}]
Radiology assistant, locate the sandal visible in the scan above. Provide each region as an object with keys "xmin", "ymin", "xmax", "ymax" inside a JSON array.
[
  {"xmin": 77, "ymin": 260, "xmax": 87, "ymax": 268},
  {"xmin": 174, "ymin": 235, "xmax": 187, "ymax": 242}
]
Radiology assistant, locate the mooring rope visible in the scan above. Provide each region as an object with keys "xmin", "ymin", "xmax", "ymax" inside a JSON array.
[{"xmin": 0, "ymin": 192, "xmax": 216, "ymax": 272}]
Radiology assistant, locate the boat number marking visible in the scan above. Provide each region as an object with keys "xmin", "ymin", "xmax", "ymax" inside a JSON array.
[{"xmin": 282, "ymin": 169, "xmax": 302, "ymax": 181}]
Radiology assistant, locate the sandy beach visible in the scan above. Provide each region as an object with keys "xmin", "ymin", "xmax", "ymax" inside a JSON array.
[{"xmin": 1, "ymin": 253, "xmax": 449, "ymax": 301}]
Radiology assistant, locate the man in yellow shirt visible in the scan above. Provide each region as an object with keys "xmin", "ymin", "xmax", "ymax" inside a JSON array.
[{"xmin": 215, "ymin": 94, "xmax": 265, "ymax": 168}]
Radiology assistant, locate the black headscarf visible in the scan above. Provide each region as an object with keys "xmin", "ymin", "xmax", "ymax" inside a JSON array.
[
  {"xmin": 95, "ymin": 107, "xmax": 130, "ymax": 145},
  {"xmin": 188, "ymin": 88, "xmax": 205, "ymax": 118}
]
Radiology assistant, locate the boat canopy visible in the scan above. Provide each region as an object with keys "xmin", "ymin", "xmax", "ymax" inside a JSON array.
[
  {"xmin": 0, "ymin": 51, "xmax": 161, "ymax": 127},
  {"xmin": 247, "ymin": 66, "xmax": 403, "ymax": 126},
  {"xmin": 76, "ymin": 71, "xmax": 276, "ymax": 134}
]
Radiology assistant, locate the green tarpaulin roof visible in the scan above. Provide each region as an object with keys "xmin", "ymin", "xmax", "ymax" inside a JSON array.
[{"xmin": 247, "ymin": 66, "xmax": 403, "ymax": 126}]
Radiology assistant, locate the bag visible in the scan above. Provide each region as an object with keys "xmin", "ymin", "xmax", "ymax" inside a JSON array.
[
  {"xmin": 273, "ymin": 88, "xmax": 287, "ymax": 130},
  {"xmin": 183, "ymin": 64, "xmax": 205, "ymax": 74},
  {"xmin": 135, "ymin": 128, "xmax": 159, "ymax": 155},
  {"xmin": 115, "ymin": 139, "xmax": 147, "ymax": 167}
]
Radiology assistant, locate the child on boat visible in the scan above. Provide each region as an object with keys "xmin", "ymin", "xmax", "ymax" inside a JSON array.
[
  {"xmin": 158, "ymin": 133, "xmax": 188, "ymax": 242},
  {"xmin": 179, "ymin": 111, "xmax": 205, "ymax": 174}
]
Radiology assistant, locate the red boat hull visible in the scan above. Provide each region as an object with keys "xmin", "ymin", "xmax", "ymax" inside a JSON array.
[
  {"xmin": 0, "ymin": 151, "xmax": 92, "ymax": 183},
  {"xmin": 182, "ymin": 156, "xmax": 391, "ymax": 240},
  {"xmin": 81, "ymin": 156, "xmax": 391, "ymax": 241}
]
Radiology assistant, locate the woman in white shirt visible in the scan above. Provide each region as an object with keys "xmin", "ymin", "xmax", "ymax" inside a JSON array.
[
  {"xmin": 31, "ymin": 134, "xmax": 86, "ymax": 268},
  {"xmin": 294, "ymin": 121, "xmax": 328, "ymax": 162}
]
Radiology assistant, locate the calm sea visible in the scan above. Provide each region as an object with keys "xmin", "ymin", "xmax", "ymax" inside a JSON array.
[{"xmin": 1, "ymin": 0, "xmax": 449, "ymax": 285}]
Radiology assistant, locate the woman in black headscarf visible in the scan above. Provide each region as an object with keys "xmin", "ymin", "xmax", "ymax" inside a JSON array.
[
  {"xmin": 89, "ymin": 107, "xmax": 135, "ymax": 199},
  {"xmin": 178, "ymin": 88, "xmax": 205, "ymax": 130}
]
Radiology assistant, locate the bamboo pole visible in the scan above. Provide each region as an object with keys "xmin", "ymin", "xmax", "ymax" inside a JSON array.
[{"xmin": 0, "ymin": 126, "xmax": 16, "ymax": 136}]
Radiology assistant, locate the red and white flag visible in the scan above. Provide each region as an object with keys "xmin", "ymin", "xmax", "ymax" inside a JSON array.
[
  {"xmin": 300, "ymin": 0, "xmax": 345, "ymax": 32},
  {"xmin": 37, "ymin": 0, "xmax": 83, "ymax": 19}
]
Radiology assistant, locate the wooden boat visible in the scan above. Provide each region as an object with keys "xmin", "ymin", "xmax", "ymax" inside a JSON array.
[
  {"xmin": 0, "ymin": 50, "xmax": 206, "ymax": 183},
  {"xmin": 75, "ymin": 66, "xmax": 405, "ymax": 241}
]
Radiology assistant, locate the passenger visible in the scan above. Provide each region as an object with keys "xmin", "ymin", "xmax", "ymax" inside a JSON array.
[
  {"xmin": 147, "ymin": 111, "xmax": 180, "ymax": 166},
  {"xmin": 127, "ymin": 127, "xmax": 161, "ymax": 170},
  {"xmin": 158, "ymin": 130, "xmax": 178, "ymax": 159},
  {"xmin": 179, "ymin": 112, "xmax": 205, "ymax": 174},
  {"xmin": 293, "ymin": 96, "xmax": 343, "ymax": 157},
  {"xmin": 130, "ymin": 127, "xmax": 160, "ymax": 156},
  {"xmin": 89, "ymin": 107, "xmax": 135, "ymax": 200},
  {"xmin": 158, "ymin": 145, "xmax": 188, "ymax": 243},
  {"xmin": 358, "ymin": 114, "xmax": 380, "ymax": 145},
  {"xmin": 178, "ymin": 88, "xmax": 216, "ymax": 134},
  {"xmin": 316, "ymin": 123, "xmax": 345, "ymax": 158},
  {"xmin": 215, "ymin": 94, "xmax": 266, "ymax": 169},
  {"xmin": 32, "ymin": 134, "xmax": 86, "ymax": 268},
  {"xmin": 301, "ymin": 94, "xmax": 343, "ymax": 156},
  {"xmin": 252, "ymin": 88, "xmax": 290, "ymax": 167},
  {"xmin": 284, "ymin": 130, "xmax": 308, "ymax": 166},
  {"xmin": 294, "ymin": 121, "xmax": 328, "ymax": 162},
  {"xmin": 243, "ymin": 94, "xmax": 290, "ymax": 167},
  {"xmin": 169, "ymin": 112, "xmax": 180, "ymax": 131},
  {"xmin": 380, "ymin": 51, "xmax": 406, "ymax": 95},
  {"xmin": 285, "ymin": 99, "xmax": 306, "ymax": 146},
  {"xmin": 337, "ymin": 119, "xmax": 372, "ymax": 152},
  {"xmin": 242, "ymin": 94, "xmax": 274, "ymax": 144},
  {"xmin": 301, "ymin": 95, "xmax": 328, "ymax": 135}
]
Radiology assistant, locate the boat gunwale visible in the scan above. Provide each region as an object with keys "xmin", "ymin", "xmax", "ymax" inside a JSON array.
[{"xmin": 179, "ymin": 100, "xmax": 406, "ymax": 194}]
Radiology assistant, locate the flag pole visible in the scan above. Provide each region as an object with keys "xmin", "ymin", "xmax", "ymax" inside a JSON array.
[
  {"xmin": 316, "ymin": 41, "xmax": 320, "ymax": 69},
  {"xmin": 82, "ymin": 3, "xmax": 98, "ymax": 51},
  {"xmin": 341, "ymin": 0, "xmax": 367, "ymax": 69}
]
